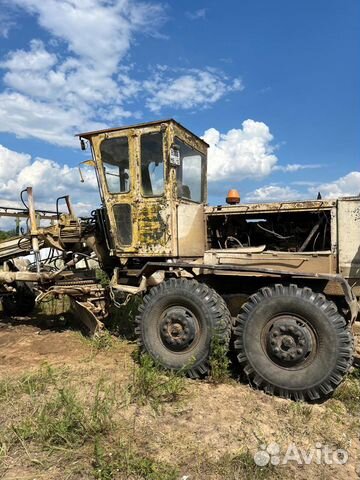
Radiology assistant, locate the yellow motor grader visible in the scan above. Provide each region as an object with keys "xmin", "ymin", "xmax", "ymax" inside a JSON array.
[{"xmin": 0, "ymin": 119, "xmax": 359, "ymax": 401}]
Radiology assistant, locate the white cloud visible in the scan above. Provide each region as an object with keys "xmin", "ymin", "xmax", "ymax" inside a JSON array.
[
  {"xmin": 9, "ymin": 0, "xmax": 165, "ymax": 66},
  {"xmin": 186, "ymin": 8, "xmax": 207, "ymax": 20},
  {"xmin": 273, "ymin": 163, "xmax": 321, "ymax": 173},
  {"xmin": 0, "ymin": 0, "xmax": 166, "ymax": 145},
  {"xmin": 0, "ymin": 1, "xmax": 244, "ymax": 145},
  {"xmin": 309, "ymin": 171, "xmax": 360, "ymax": 198},
  {"xmin": 0, "ymin": 92, "xmax": 107, "ymax": 147},
  {"xmin": 0, "ymin": 144, "xmax": 31, "ymax": 183},
  {"xmin": 291, "ymin": 180, "xmax": 317, "ymax": 186},
  {"xmin": 145, "ymin": 68, "xmax": 243, "ymax": 113},
  {"xmin": 204, "ymin": 120, "xmax": 278, "ymax": 182},
  {"xmin": 1, "ymin": 39, "xmax": 57, "ymax": 71},
  {"xmin": 0, "ymin": 12, "xmax": 15, "ymax": 38},
  {"xmin": 0, "ymin": 143, "xmax": 99, "ymax": 229},
  {"xmin": 244, "ymin": 171, "xmax": 360, "ymax": 203},
  {"xmin": 0, "ymin": 158, "xmax": 96, "ymax": 200},
  {"xmin": 244, "ymin": 185, "xmax": 301, "ymax": 202}
]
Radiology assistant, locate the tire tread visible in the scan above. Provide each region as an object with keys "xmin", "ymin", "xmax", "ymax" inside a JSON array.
[
  {"xmin": 233, "ymin": 283, "xmax": 353, "ymax": 401},
  {"xmin": 135, "ymin": 278, "xmax": 232, "ymax": 378}
]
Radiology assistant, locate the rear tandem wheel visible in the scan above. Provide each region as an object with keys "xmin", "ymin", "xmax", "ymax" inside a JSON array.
[{"xmin": 233, "ymin": 284, "xmax": 353, "ymax": 401}]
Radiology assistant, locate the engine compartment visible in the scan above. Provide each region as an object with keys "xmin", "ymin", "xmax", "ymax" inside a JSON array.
[{"xmin": 206, "ymin": 209, "xmax": 332, "ymax": 252}]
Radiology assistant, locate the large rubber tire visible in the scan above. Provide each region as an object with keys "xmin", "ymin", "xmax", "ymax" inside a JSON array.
[
  {"xmin": 135, "ymin": 278, "xmax": 232, "ymax": 378},
  {"xmin": 233, "ymin": 284, "xmax": 353, "ymax": 401}
]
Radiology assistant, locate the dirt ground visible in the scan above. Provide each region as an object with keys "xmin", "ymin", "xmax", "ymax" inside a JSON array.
[{"xmin": 0, "ymin": 316, "xmax": 360, "ymax": 480}]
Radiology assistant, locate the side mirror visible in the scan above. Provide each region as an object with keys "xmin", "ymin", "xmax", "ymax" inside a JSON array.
[{"xmin": 78, "ymin": 159, "xmax": 96, "ymax": 183}]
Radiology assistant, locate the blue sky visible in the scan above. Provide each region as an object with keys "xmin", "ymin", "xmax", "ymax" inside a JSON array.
[{"xmin": 0, "ymin": 0, "xmax": 359, "ymax": 226}]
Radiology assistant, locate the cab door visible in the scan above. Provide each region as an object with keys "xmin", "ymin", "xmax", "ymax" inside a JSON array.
[
  {"xmin": 94, "ymin": 130, "xmax": 135, "ymax": 254},
  {"xmin": 93, "ymin": 126, "xmax": 173, "ymax": 256},
  {"xmin": 136, "ymin": 128, "xmax": 172, "ymax": 255}
]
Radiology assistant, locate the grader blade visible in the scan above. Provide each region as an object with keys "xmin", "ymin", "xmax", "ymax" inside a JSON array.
[{"xmin": 69, "ymin": 297, "xmax": 105, "ymax": 337}]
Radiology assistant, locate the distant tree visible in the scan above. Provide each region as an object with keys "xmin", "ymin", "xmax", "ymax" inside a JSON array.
[{"xmin": 0, "ymin": 230, "xmax": 16, "ymax": 241}]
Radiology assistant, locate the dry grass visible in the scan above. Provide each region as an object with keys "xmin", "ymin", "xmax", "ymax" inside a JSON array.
[
  {"xmin": 332, "ymin": 370, "xmax": 360, "ymax": 416},
  {"xmin": 0, "ymin": 360, "xmax": 183, "ymax": 479},
  {"xmin": 0, "ymin": 318, "xmax": 359, "ymax": 479}
]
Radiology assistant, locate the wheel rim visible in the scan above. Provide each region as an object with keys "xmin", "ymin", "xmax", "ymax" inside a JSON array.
[
  {"xmin": 262, "ymin": 314, "xmax": 317, "ymax": 368},
  {"xmin": 159, "ymin": 306, "xmax": 200, "ymax": 352}
]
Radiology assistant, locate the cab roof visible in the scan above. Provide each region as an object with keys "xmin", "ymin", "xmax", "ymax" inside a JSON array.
[{"xmin": 76, "ymin": 118, "xmax": 209, "ymax": 147}]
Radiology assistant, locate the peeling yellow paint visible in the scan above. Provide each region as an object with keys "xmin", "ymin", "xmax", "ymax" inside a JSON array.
[{"xmin": 85, "ymin": 119, "xmax": 208, "ymax": 258}]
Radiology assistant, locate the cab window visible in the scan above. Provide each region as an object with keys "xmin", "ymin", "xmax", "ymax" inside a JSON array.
[
  {"xmin": 100, "ymin": 136, "xmax": 130, "ymax": 194},
  {"xmin": 140, "ymin": 132, "xmax": 164, "ymax": 196},
  {"xmin": 113, "ymin": 204, "xmax": 132, "ymax": 245},
  {"xmin": 176, "ymin": 139, "xmax": 205, "ymax": 203}
]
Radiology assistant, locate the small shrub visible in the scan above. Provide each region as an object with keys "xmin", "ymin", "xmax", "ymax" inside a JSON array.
[
  {"xmin": 209, "ymin": 334, "xmax": 230, "ymax": 383},
  {"xmin": 15, "ymin": 387, "xmax": 87, "ymax": 447},
  {"xmin": 326, "ymin": 398, "xmax": 347, "ymax": 416},
  {"xmin": 0, "ymin": 379, "xmax": 14, "ymax": 403},
  {"xmin": 107, "ymin": 296, "xmax": 142, "ymax": 340},
  {"xmin": 89, "ymin": 379, "xmax": 116, "ymax": 435},
  {"xmin": 127, "ymin": 354, "xmax": 186, "ymax": 412},
  {"xmin": 276, "ymin": 400, "xmax": 313, "ymax": 420},
  {"xmin": 80, "ymin": 330, "xmax": 115, "ymax": 354},
  {"xmin": 96, "ymin": 269, "xmax": 110, "ymax": 288},
  {"xmin": 347, "ymin": 367, "xmax": 360, "ymax": 380},
  {"xmin": 13, "ymin": 380, "xmax": 116, "ymax": 448},
  {"xmin": 93, "ymin": 438, "xmax": 114, "ymax": 480},
  {"xmin": 90, "ymin": 331, "xmax": 114, "ymax": 352}
]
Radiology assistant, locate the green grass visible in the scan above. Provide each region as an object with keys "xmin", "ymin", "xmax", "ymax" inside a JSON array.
[
  {"xmin": 288, "ymin": 401, "xmax": 313, "ymax": 420},
  {"xmin": 85, "ymin": 330, "xmax": 115, "ymax": 352},
  {"xmin": 0, "ymin": 363, "xmax": 180, "ymax": 478},
  {"xmin": 0, "ymin": 364, "xmax": 60, "ymax": 402},
  {"xmin": 127, "ymin": 354, "xmax": 186, "ymax": 412},
  {"xmin": 106, "ymin": 296, "xmax": 142, "ymax": 340},
  {"xmin": 226, "ymin": 450, "xmax": 275, "ymax": 480},
  {"xmin": 333, "ymin": 374, "xmax": 360, "ymax": 415},
  {"xmin": 276, "ymin": 400, "xmax": 313, "ymax": 419},
  {"xmin": 193, "ymin": 449, "xmax": 275, "ymax": 480},
  {"xmin": 11, "ymin": 378, "xmax": 116, "ymax": 449},
  {"xmin": 93, "ymin": 438, "xmax": 179, "ymax": 480},
  {"xmin": 95, "ymin": 269, "xmax": 110, "ymax": 288},
  {"xmin": 209, "ymin": 334, "xmax": 231, "ymax": 383},
  {"xmin": 90, "ymin": 379, "xmax": 116, "ymax": 433},
  {"xmin": 0, "ymin": 437, "xmax": 7, "ymax": 468},
  {"xmin": 0, "ymin": 230, "xmax": 16, "ymax": 241},
  {"xmin": 14, "ymin": 387, "xmax": 87, "ymax": 447}
]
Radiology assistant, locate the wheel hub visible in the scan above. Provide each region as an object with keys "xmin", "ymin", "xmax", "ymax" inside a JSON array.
[
  {"xmin": 160, "ymin": 307, "xmax": 197, "ymax": 350},
  {"xmin": 267, "ymin": 317, "xmax": 313, "ymax": 365}
]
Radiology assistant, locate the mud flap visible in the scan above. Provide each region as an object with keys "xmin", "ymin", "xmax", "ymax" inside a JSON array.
[{"xmin": 69, "ymin": 298, "xmax": 105, "ymax": 337}]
